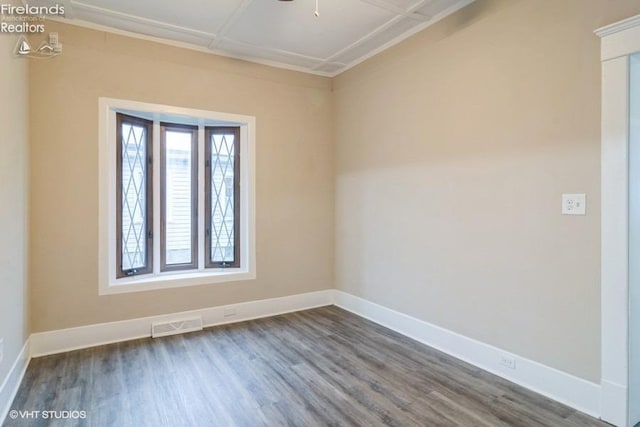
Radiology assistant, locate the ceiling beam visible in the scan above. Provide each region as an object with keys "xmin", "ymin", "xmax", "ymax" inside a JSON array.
[
  {"xmin": 208, "ymin": 0, "xmax": 255, "ymax": 50},
  {"xmin": 358, "ymin": 0, "xmax": 433, "ymax": 21},
  {"xmin": 216, "ymin": 37, "xmax": 325, "ymax": 67}
]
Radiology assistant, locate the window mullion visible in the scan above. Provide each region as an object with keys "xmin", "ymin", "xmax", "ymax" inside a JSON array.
[
  {"xmin": 152, "ymin": 121, "xmax": 161, "ymax": 276},
  {"xmin": 198, "ymin": 126, "xmax": 205, "ymax": 272}
]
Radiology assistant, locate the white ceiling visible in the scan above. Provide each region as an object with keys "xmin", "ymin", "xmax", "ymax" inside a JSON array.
[{"xmin": 35, "ymin": 0, "xmax": 474, "ymax": 76}]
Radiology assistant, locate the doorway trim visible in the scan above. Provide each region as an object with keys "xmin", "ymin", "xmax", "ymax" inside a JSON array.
[{"xmin": 596, "ymin": 14, "xmax": 640, "ymax": 427}]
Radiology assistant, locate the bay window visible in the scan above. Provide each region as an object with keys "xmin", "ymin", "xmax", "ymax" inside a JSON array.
[{"xmin": 99, "ymin": 98, "xmax": 255, "ymax": 295}]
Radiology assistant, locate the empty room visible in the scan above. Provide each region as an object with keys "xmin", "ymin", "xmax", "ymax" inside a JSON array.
[{"xmin": 2, "ymin": 0, "xmax": 640, "ymax": 425}]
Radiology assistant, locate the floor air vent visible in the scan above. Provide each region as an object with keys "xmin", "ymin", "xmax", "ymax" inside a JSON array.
[{"xmin": 151, "ymin": 317, "xmax": 203, "ymax": 338}]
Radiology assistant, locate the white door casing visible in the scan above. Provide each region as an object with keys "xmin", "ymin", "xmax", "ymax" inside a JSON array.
[{"xmin": 596, "ymin": 14, "xmax": 640, "ymax": 427}]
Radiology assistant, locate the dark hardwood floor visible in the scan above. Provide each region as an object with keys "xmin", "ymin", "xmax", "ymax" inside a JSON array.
[{"xmin": 5, "ymin": 306, "xmax": 608, "ymax": 426}]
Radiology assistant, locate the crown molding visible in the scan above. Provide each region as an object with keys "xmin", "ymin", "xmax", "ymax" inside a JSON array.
[{"xmin": 595, "ymin": 14, "xmax": 640, "ymax": 38}]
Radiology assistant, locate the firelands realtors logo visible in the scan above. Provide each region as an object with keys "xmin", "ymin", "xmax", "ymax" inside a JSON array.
[
  {"xmin": 0, "ymin": 3, "xmax": 64, "ymax": 33},
  {"xmin": 1, "ymin": 3, "xmax": 64, "ymax": 58}
]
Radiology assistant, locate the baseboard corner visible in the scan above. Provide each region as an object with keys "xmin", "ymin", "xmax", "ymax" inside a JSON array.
[{"xmin": 0, "ymin": 339, "xmax": 31, "ymax": 425}]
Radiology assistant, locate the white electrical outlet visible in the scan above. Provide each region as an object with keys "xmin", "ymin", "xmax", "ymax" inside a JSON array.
[
  {"xmin": 562, "ymin": 193, "xmax": 586, "ymax": 215},
  {"xmin": 0, "ymin": 338, "xmax": 4, "ymax": 364},
  {"xmin": 499, "ymin": 355, "xmax": 516, "ymax": 370},
  {"xmin": 223, "ymin": 307, "xmax": 237, "ymax": 318}
]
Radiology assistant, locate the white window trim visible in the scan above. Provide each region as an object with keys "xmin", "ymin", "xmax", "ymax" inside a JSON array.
[{"xmin": 98, "ymin": 97, "xmax": 256, "ymax": 295}]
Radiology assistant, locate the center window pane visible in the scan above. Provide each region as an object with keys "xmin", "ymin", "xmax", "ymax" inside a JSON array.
[{"xmin": 165, "ymin": 130, "xmax": 193, "ymax": 265}]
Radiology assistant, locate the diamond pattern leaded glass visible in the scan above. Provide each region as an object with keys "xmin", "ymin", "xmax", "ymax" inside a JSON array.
[
  {"xmin": 210, "ymin": 133, "xmax": 235, "ymax": 263},
  {"xmin": 121, "ymin": 123, "xmax": 147, "ymax": 271}
]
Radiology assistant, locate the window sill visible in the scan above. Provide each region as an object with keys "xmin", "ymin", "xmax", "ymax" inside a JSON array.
[{"xmin": 100, "ymin": 269, "xmax": 255, "ymax": 295}]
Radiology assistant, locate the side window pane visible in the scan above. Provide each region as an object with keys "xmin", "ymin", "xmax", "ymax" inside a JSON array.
[
  {"xmin": 161, "ymin": 125, "xmax": 198, "ymax": 271},
  {"xmin": 117, "ymin": 113, "xmax": 152, "ymax": 276},
  {"xmin": 206, "ymin": 127, "xmax": 240, "ymax": 268}
]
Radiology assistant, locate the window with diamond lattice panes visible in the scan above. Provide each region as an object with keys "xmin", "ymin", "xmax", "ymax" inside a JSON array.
[
  {"xmin": 102, "ymin": 99, "xmax": 254, "ymax": 294},
  {"xmin": 205, "ymin": 127, "xmax": 240, "ymax": 268},
  {"xmin": 116, "ymin": 113, "xmax": 153, "ymax": 277}
]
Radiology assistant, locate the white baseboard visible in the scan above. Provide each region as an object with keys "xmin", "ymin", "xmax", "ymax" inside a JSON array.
[
  {"xmin": 334, "ymin": 290, "xmax": 602, "ymax": 418},
  {"xmin": 23, "ymin": 288, "xmax": 605, "ymax": 422},
  {"xmin": 30, "ymin": 289, "xmax": 333, "ymax": 357},
  {"xmin": 600, "ymin": 380, "xmax": 627, "ymax": 426},
  {"xmin": 0, "ymin": 339, "xmax": 31, "ymax": 425}
]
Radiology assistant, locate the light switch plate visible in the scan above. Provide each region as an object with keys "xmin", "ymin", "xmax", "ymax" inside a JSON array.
[{"xmin": 562, "ymin": 194, "xmax": 586, "ymax": 215}]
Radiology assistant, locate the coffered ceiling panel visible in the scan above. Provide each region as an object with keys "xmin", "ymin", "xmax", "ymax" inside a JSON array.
[
  {"xmin": 30, "ymin": 0, "xmax": 474, "ymax": 76},
  {"xmin": 224, "ymin": 1, "xmax": 394, "ymax": 59}
]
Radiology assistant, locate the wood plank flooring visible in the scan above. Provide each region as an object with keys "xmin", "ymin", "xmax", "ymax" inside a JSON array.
[{"xmin": 4, "ymin": 306, "xmax": 608, "ymax": 426}]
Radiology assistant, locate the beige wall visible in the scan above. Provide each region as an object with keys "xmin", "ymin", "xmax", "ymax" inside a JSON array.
[
  {"xmin": 29, "ymin": 22, "xmax": 334, "ymax": 332},
  {"xmin": 333, "ymin": 0, "xmax": 640, "ymax": 383},
  {"xmin": 0, "ymin": 33, "xmax": 29, "ymax": 380},
  {"xmin": 25, "ymin": 0, "xmax": 640, "ymax": 385}
]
